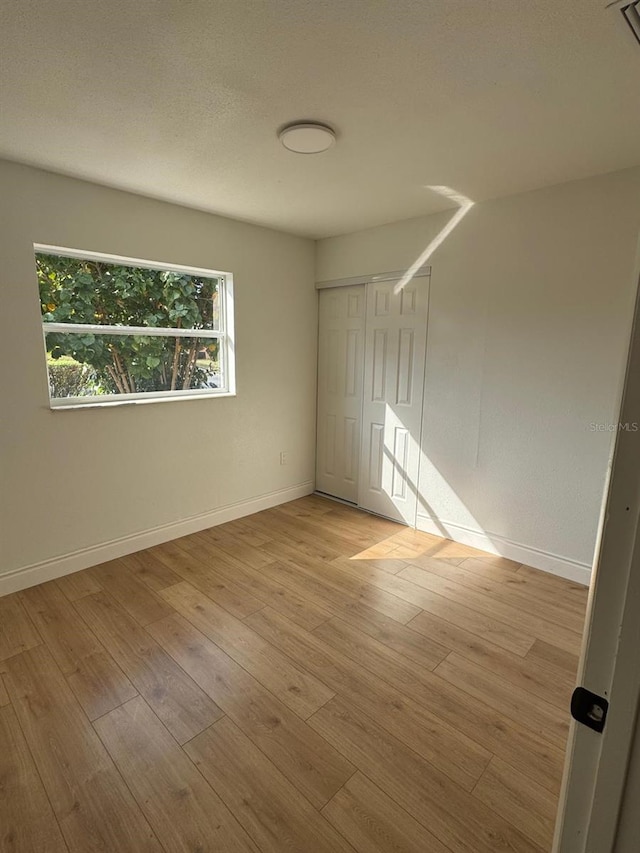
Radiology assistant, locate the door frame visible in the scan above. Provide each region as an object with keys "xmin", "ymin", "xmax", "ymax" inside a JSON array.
[
  {"xmin": 554, "ymin": 244, "xmax": 640, "ymax": 851},
  {"xmin": 315, "ymin": 284, "xmax": 366, "ymax": 504},
  {"xmin": 316, "ymin": 265, "xmax": 432, "ymax": 290}
]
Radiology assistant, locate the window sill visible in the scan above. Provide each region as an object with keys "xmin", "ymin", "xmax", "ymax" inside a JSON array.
[{"xmin": 48, "ymin": 391, "xmax": 237, "ymax": 410}]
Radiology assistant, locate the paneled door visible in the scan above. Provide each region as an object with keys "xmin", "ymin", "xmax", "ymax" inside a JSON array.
[
  {"xmin": 316, "ymin": 285, "xmax": 365, "ymax": 503},
  {"xmin": 358, "ymin": 278, "xmax": 429, "ymax": 524}
]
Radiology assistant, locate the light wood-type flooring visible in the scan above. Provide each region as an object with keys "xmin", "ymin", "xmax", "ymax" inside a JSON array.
[{"xmin": 0, "ymin": 495, "xmax": 588, "ymax": 853}]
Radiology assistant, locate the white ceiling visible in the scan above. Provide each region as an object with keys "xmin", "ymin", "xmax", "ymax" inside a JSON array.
[{"xmin": 1, "ymin": 1, "xmax": 639, "ymax": 238}]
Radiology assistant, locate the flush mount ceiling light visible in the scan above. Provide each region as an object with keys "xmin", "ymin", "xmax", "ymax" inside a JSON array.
[{"xmin": 278, "ymin": 122, "xmax": 336, "ymax": 154}]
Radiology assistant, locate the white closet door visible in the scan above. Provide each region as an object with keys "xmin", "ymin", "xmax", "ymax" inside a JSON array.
[
  {"xmin": 358, "ymin": 278, "xmax": 429, "ymax": 524},
  {"xmin": 316, "ymin": 285, "xmax": 365, "ymax": 503}
]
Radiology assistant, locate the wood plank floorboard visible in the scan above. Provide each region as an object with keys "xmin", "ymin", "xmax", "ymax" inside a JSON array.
[
  {"xmin": 321, "ymin": 770, "xmax": 450, "ymax": 853},
  {"xmin": 147, "ymin": 612, "xmax": 355, "ymax": 808},
  {"xmin": 214, "ymin": 517, "xmax": 276, "ymax": 547},
  {"xmin": 19, "ymin": 582, "xmax": 138, "ymax": 721},
  {"xmin": 87, "ymin": 559, "xmax": 173, "ymax": 626},
  {"xmin": 250, "ymin": 549, "xmax": 422, "ymax": 626},
  {"xmin": 0, "ymin": 592, "xmax": 41, "ymax": 662},
  {"xmin": 201, "ymin": 526, "xmax": 282, "ymax": 569},
  {"xmin": 435, "ymin": 651, "xmax": 571, "ymax": 749},
  {"xmin": 407, "ymin": 608, "xmax": 575, "ymax": 709},
  {"xmin": 309, "ymin": 615, "xmax": 565, "ymax": 794},
  {"xmin": 94, "ymin": 696, "xmax": 259, "ymax": 853},
  {"xmin": 258, "ymin": 539, "xmax": 422, "ymax": 623},
  {"xmin": 74, "ymin": 591, "xmax": 223, "ymax": 744},
  {"xmin": 185, "ymin": 716, "xmax": 356, "ymax": 853},
  {"xmin": 120, "ymin": 550, "xmax": 183, "ymax": 593},
  {"xmin": 0, "ymin": 704, "xmax": 69, "ymax": 853},
  {"xmin": 241, "ymin": 510, "xmax": 346, "ymax": 562},
  {"xmin": 405, "ymin": 556, "xmax": 587, "ymax": 624},
  {"xmin": 3, "ymin": 645, "xmax": 161, "ymax": 853},
  {"xmin": 458, "ymin": 556, "xmax": 587, "ymax": 605},
  {"xmin": 398, "ymin": 564, "xmax": 583, "ymax": 653},
  {"xmin": 330, "ymin": 554, "xmax": 540, "ymax": 653},
  {"xmin": 151, "ymin": 537, "xmax": 268, "ymax": 617},
  {"xmin": 159, "ymin": 580, "xmax": 334, "ymax": 718},
  {"xmin": 526, "ymin": 638, "xmax": 582, "ymax": 678},
  {"xmin": 309, "ymin": 696, "xmax": 542, "ymax": 853},
  {"xmin": 0, "ymin": 495, "xmax": 586, "ymax": 852},
  {"xmin": 246, "ymin": 607, "xmax": 492, "ymax": 791},
  {"xmin": 473, "ymin": 756, "xmax": 559, "ymax": 851},
  {"xmin": 272, "ymin": 504, "xmax": 384, "ymax": 551},
  {"xmin": 516, "ymin": 561, "xmax": 589, "ymax": 595},
  {"xmin": 0, "ymin": 673, "xmax": 10, "ymax": 706},
  {"xmin": 55, "ymin": 568, "xmax": 102, "ymax": 601},
  {"xmin": 171, "ymin": 535, "xmax": 331, "ymax": 629},
  {"xmin": 328, "ymin": 603, "xmax": 450, "ymax": 670}
]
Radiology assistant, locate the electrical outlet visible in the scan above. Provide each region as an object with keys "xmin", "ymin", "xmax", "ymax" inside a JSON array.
[{"xmin": 279, "ymin": 451, "xmax": 288, "ymax": 465}]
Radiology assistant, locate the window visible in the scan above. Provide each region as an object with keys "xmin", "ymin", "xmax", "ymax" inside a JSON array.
[{"xmin": 35, "ymin": 245, "xmax": 235, "ymax": 408}]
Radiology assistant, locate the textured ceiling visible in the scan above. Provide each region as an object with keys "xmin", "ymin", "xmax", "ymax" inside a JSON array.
[{"xmin": 1, "ymin": 1, "xmax": 639, "ymax": 237}]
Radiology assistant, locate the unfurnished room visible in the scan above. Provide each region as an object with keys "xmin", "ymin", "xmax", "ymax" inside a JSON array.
[{"xmin": 1, "ymin": 2, "xmax": 640, "ymax": 852}]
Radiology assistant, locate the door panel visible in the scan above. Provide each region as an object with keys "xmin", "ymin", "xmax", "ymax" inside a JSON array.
[
  {"xmin": 358, "ymin": 279, "xmax": 429, "ymax": 523},
  {"xmin": 316, "ymin": 286, "xmax": 365, "ymax": 503}
]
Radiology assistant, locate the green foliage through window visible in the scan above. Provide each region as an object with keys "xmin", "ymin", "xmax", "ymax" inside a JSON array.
[{"xmin": 37, "ymin": 253, "xmax": 222, "ymax": 398}]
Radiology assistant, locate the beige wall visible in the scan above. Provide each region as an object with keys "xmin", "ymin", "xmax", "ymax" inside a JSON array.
[
  {"xmin": 317, "ymin": 168, "xmax": 640, "ymax": 571},
  {"xmin": 0, "ymin": 161, "xmax": 317, "ymax": 583}
]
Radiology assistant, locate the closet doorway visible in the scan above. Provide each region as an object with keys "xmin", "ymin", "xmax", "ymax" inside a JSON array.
[{"xmin": 316, "ymin": 270, "xmax": 430, "ymax": 525}]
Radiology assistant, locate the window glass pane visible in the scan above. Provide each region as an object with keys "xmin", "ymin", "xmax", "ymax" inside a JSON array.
[
  {"xmin": 45, "ymin": 332, "xmax": 222, "ymax": 398},
  {"xmin": 37, "ymin": 253, "xmax": 220, "ymax": 331}
]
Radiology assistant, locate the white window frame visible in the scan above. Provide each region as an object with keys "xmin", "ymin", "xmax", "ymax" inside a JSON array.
[{"xmin": 35, "ymin": 244, "xmax": 236, "ymax": 409}]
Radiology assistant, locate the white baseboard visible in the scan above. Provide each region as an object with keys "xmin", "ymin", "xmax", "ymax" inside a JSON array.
[
  {"xmin": 0, "ymin": 481, "xmax": 314, "ymax": 597},
  {"xmin": 415, "ymin": 513, "xmax": 592, "ymax": 585}
]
